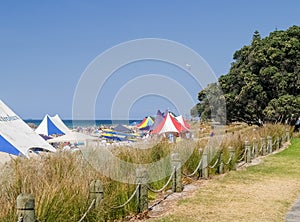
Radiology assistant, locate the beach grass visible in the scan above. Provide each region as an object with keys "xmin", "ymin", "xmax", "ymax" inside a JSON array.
[{"xmin": 0, "ymin": 123, "xmax": 292, "ymax": 221}]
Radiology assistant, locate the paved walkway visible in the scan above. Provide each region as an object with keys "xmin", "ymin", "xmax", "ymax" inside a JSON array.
[{"xmin": 286, "ymin": 197, "xmax": 300, "ymax": 221}]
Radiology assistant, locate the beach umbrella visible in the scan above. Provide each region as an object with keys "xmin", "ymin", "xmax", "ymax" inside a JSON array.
[
  {"xmin": 102, "ymin": 133, "xmax": 126, "ymax": 141},
  {"xmin": 137, "ymin": 116, "xmax": 154, "ymax": 130},
  {"xmin": 113, "ymin": 124, "xmax": 131, "ymax": 133}
]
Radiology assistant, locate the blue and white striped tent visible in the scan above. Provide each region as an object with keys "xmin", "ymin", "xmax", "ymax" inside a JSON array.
[
  {"xmin": 0, "ymin": 100, "xmax": 56, "ymax": 157},
  {"xmin": 35, "ymin": 114, "xmax": 70, "ymax": 136}
]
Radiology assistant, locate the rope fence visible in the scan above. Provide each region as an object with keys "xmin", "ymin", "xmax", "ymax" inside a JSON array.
[
  {"xmin": 15, "ymin": 128, "xmax": 291, "ymax": 222},
  {"xmin": 224, "ymin": 154, "xmax": 232, "ymax": 165},
  {"xmin": 111, "ymin": 184, "xmax": 140, "ymax": 209},
  {"xmin": 208, "ymin": 157, "xmax": 219, "ymax": 169},
  {"xmin": 258, "ymin": 142, "xmax": 264, "ymax": 154},
  {"xmin": 182, "ymin": 158, "xmax": 203, "ymax": 177},
  {"xmin": 77, "ymin": 199, "xmax": 96, "ymax": 222},
  {"xmin": 237, "ymin": 149, "xmax": 247, "ymax": 162},
  {"xmin": 147, "ymin": 168, "xmax": 175, "ymax": 193}
]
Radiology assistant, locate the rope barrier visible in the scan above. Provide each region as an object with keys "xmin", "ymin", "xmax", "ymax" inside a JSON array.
[
  {"xmin": 224, "ymin": 154, "xmax": 232, "ymax": 165},
  {"xmin": 208, "ymin": 157, "xmax": 219, "ymax": 169},
  {"xmin": 147, "ymin": 167, "xmax": 175, "ymax": 193},
  {"xmin": 251, "ymin": 145, "xmax": 254, "ymax": 156},
  {"xmin": 77, "ymin": 199, "xmax": 95, "ymax": 222},
  {"xmin": 17, "ymin": 216, "xmax": 23, "ymax": 222},
  {"xmin": 258, "ymin": 144, "xmax": 263, "ymax": 153},
  {"xmin": 67, "ymin": 130, "xmax": 293, "ymax": 222},
  {"xmin": 183, "ymin": 158, "xmax": 203, "ymax": 177},
  {"xmin": 111, "ymin": 184, "xmax": 140, "ymax": 209},
  {"xmin": 238, "ymin": 161, "xmax": 247, "ymax": 167},
  {"xmin": 237, "ymin": 149, "xmax": 246, "ymax": 162}
]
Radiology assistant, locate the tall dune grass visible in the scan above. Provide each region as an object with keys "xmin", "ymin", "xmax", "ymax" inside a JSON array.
[{"xmin": 0, "ymin": 123, "xmax": 291, "ymax": 221}]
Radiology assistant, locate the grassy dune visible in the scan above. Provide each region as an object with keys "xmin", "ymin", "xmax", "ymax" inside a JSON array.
[{"xmin": 0, "ymin": 123, "xmax": 293, "ymax": 221}]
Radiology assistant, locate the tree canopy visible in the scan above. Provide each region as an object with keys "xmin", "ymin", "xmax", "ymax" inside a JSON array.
[{"xmin": 193, "ymin": 25, "xmax": 300, "ymax": 125}]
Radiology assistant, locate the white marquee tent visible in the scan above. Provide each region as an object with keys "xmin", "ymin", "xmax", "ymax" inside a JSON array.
[
  {"xmin": 0, "ymin": 100, "xmax": 56, "ymax": 157},
  {"xmin": 47, "ymin": 131, "xmax": 97, "ymax": 143},
  {"xmin": 52, "ymin": 114, "xmax": 70, "ymax": 133},
  {"xmin": 175, "ymin": 115, "xmax": 191, "ymax": 129},
  {"xmin": 35, "ymin": 114, "xmax": 70, "ymax": 136},
  {"xmin": 151, "ymin": 112, "xmax": 189, "ymax": 134}
]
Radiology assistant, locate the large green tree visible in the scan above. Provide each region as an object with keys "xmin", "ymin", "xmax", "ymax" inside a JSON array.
[
  {"xmin": 194, "ymin": 83, "xmax": 226, "ymax": 124},
  {"xmin": 193, "ymin": 26, "xmax": 300, "ymax": 124}
]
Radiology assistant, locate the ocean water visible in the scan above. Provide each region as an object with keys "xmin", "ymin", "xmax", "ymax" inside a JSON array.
[{"xmin": 24, "ymin": 119, "xmax": 141, "ymax": 129}]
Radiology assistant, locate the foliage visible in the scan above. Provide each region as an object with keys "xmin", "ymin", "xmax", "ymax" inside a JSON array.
[
  {"xmin": 194, "ymin": 82, "xmax": 226, "ymax": 124},
  {"xmin": 193, "ymin": 26, "xmax": 300, "ymax": 124}
]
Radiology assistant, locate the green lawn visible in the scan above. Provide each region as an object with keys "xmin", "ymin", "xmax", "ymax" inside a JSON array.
[{"xmin": 149, "ymin": 138, "xmax": 300, "ymax": 222}]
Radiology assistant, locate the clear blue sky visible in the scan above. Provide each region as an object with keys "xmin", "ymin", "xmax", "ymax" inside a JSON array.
[{"xmin": 0, "ymin": 0, "xmax": 299, "ymax": 120}]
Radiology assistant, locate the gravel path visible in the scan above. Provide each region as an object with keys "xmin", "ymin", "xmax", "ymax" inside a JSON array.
[{"xmin": 286, "ymin": 198, "xmax": 300, "ymax": 222}]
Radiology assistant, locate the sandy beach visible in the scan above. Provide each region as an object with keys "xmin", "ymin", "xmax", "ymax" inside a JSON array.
[{"xmin": 0, "ymin": 152, "xmax": 15, "ymax": 166}]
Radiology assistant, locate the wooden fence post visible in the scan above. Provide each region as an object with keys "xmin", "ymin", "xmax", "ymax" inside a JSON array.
[
  {"xmin": 253, "ymin": 138, "xmax": 258, "ymax": 158},
  {"xmin": 245, "ymin": 141, "xmax": 251, "ymax": 163},
  {"xmin": 261, "ymin": 137, "xmax": 267, "ymax": 156},
  {"xmin": 171, "ymin": 153, "xmax": 182, "ymax": 192},
  {"xmin": 279, "ymin": 136, "xmax": 282, "ymax": 148},
  {"xmin": 17, "ymin": 193, "xmax": 36, "ymax": 222},
  {"xmin": 89, "ymin": 179, "xmax": 104, "ymax": 208},
  {"xmin": 136, "ymin": 168, "xmax": 148, "ymax": 213},
  {"xmin": 198, "ymin": 148, "xmax": 203, "ymax": 178},
  {"xmin": 267, "ymin": 136, "xmax": 272, "ymax": 154},
  {"xmin": 276, "ymin": 137, "xmax": 280, "ymax": 150},
  {"xmin": 286, "ymin": 129, "xmax": 290, "ymax": 142},
  {"xmin": 218, "ymin": 152, "xmax": 224, "ymax": 174},
  {"xmin": 229, "ymin": 146, "xmax": 236, "ymax": 170},
  {"xmin": 201, "ymin": 149, "xmax": 209, "ymax": 178}
]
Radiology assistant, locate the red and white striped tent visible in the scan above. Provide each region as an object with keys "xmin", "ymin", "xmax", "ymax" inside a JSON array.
[
  {"xmin": 151, "ymin": 112, "xmax": 189, "ymax": 134},
  {"xmin": 175, "ymin": 115, "xmax": 191, "ymax": 129}
]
